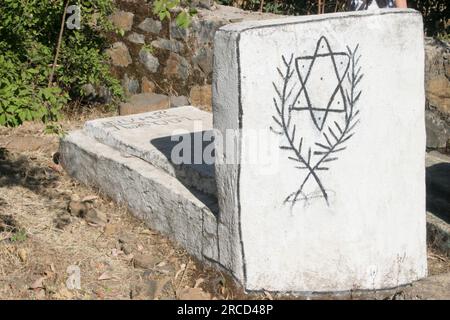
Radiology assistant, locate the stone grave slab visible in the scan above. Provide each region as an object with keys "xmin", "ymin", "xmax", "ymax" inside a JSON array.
[
  {"xmin": 84, "ymin": 106, "xmax": 216, "ymax": 196},
  {"xmin": 213, "ymin": 9, "xmax": 427, "ymax": 292},
  {"xmin": 60, "ymin": 128, "xmax": 220, "ymax": 264}
]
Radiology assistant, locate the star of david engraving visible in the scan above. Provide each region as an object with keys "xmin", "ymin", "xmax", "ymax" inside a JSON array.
[
  {"xmin": 291, "ymin": 36, "xmax": 351, "ymax": 131},
  {"xmin": 270, "ymin": 37, "xmax": 364, "ymax": 207}
]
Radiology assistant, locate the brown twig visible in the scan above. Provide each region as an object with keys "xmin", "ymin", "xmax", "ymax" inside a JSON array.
[{"xmin": 48, "ymin": 0, "xmax": 70, "ymax": 88}]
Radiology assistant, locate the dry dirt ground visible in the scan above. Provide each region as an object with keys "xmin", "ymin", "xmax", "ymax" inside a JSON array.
[{"xmin": 0, "ymin": 109, "xmax": 449, "ymax": 300}]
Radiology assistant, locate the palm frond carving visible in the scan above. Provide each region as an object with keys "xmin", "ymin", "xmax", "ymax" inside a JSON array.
[{"xmin": 271, "ymin": 44, "xmax": 363, "ymax": 207}]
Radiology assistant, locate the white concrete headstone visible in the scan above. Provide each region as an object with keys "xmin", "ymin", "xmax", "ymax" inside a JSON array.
[{"xmin": 213, "ymin": 9, "xmax": 427, "ymax": 292}]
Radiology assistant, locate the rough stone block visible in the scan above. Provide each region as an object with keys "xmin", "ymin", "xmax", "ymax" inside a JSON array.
[
  {"xmin": 106, "ymin": 42, "xmax": 132, "ymax": 67},
  {"xmin": 141, "ymin": 76, "xmax": 156, "ymax": 93},
  {"xmin": 127, "ymin": 32, "xmax": 146, "ymax": 44},
  {"xmin": 109, "ymin": 11, "xmax": 134, "ymax": 32},
  {"xmin": 119, "ymin": 93, "xmax": 169, "ymax": 116},
  {"xmin": 213, "ymin": 9, "xmax": 427, "ymax": 292},
  {"xmin": 164, "ymin": 53, "xmax": 190, "ymax": 81},
  {"xmin": 151, "ymin": 38, "xmax": 184, "ymax": 53},
  {"xmin": 139, "ymin": 49, "xmax": 160, "ymax": 73},
  {"xmin": 138, "ymin": 18, "xmax": 162, "ymax": 34}
]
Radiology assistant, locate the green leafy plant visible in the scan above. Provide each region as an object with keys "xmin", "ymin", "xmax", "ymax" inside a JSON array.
[
  {"xmin": 142, "ymin": 44, "xmax": 155, "ymax": 54},
  {"xmin": 0, "ymin": 0, "xmax": 123, "ymax": 128},
  {"xmin": 10, "ymin": 229, "xmax": 28, "ymax": 243},
  {"xmin": 152, "ymin": 0, "xmax": 198, "ymax": 29}
]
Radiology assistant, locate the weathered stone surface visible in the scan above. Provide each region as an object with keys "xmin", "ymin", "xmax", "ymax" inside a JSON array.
[
  {"xmin": 127, "ymin": 32, "xmax": 145, "ymax": 44},
  {"xmin": 192, "ymin": 47, "xmax": 213, "ymax": 76},
  {"xmin": 83, "ymin": 106, "xmax": 216, "ymax": 196},
  {"xmin": 192, "ymin": 0, "xmax": 215, "ymax": 10},
  {"xmin": 141, "ymin": 76, "xmax": 156, "ymax": 93},
  {"xmin": 119, "ymin": 93, "xmax": 169, "ymax": 116},
  {"xmin": 109, "ymin": 11, "xmax": 134, "ymax": 31},
  {"xmin": 151, "ymin": 38, "xmax": 184, "ymax": 53},
  {"xmin": 59, "ymin": 130, "xmax": 218, "ymax": 266},
  {"xmin": 170, "ymin": 95, "xmax": 189, "ymax": 108},
  {"xmin": 425, "ymin": 38, "xmax": 450, "ymax": 115},
  {"xmin": 122, "ymin": 74, "xmax": 140, "ymax": 95},
  {"xmin": 192, "ymin": 18, "xmax": 226, "ymax": 45},
  {"xmin": 164, "ymin": 53, "xmax": 190, "ymax": 81},
  {"xmin": 190, "ymin": 85, "xmax": 211, "ymax": 111},
  {"xmin": 138, "ymin": 18, "xmax": 162, "ymax": 34},
  {"xmin": 170, "ymin": 21, "xmax": 189, "ymax": 40},
  {"xmin": 424, "ymin": 38, "xmax": 450, "ymax": 149},
  {"xmin": 139, "ymin": 49, "xmax": 160, "ymax": 73},
  {"xmin": 106, "ymin": 42, "xmax": 132, "ymax": 67},
  {"xmin": 213, "ymin": 10, "xmax": 427, "ymax": 292},
  {"xmin": 425, "ymin": 110, "xmax": 450, "ymax": 149}
]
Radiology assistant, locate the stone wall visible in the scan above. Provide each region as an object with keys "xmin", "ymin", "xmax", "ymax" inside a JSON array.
[
  {"xmin": 424, "ymin": 38, "xmax": 450, "ymax": 149},
  {"xmin": 105, "ymin": 0, "xmax": 280, "ymax": 111}
]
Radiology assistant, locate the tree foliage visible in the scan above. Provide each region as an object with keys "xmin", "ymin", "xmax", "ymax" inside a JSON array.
[{"xmin": 0, "ymin": 0, "xmax": 122, "ymax": 128}]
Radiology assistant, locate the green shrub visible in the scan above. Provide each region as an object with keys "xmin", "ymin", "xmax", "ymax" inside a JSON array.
[
  {"xmin": 152, "ymin": 0, "xmax": 198, "ymax": 29},
  {"xmin": 0, "ymin": 0, "xmax": 123, "ymax": 128}
]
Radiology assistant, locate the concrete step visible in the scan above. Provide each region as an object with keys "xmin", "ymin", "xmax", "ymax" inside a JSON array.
[{"xmin": 83, "ymin": 106, "xmax": 216, "ymax": 196}]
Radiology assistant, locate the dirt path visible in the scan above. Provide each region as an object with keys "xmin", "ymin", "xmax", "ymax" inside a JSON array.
[{"xmin": 0, "ymin": 111, "xmax": 448, "ymax": 300}]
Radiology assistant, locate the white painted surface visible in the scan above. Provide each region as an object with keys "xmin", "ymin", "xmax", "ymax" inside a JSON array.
[
  {"xmin": 60, "ymin": 130, "xmax": 219, "ymax": 263},
  {"xmin": 214, "ymin": 9, "xmax": 427, "ymax": 292},
  {"xmin": 84, "ymin": 106, "xmax": 216, "ymax": 195}
]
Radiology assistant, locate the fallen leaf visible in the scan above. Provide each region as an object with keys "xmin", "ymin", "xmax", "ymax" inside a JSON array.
[
  {"xmin": 48, "ymin": 163, "xmax": 63, "ymax": 174},
  {"xmin": 98, "ymin": 272, "xmax": 113, "ymax": 281},
  {"xmin": 139, "ymin": 229, "xmax": 154, "ymax": 236},
  {"xmin": 82, "ymin": 195, "xmax": 98, "ymax": 203},
  {"xmin": 174, "ymin": 264, "xmax": 186, "ymax": 280},
  {"xmin": 17, "ymin": 248, "xmax": 27, "ymax": 262},
  {"xmin": 264, "ymin": 291, "xmax": 274, "ymax": 300},
  {"xmin": 30, "ymin": 276, "xmax": 46, "ymax": 290}
]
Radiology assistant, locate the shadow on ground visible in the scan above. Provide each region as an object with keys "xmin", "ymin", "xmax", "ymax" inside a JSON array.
[{"xmin": 0, "ymin": 147, "xmax": 59, "ymax": 194}]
